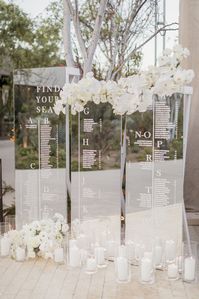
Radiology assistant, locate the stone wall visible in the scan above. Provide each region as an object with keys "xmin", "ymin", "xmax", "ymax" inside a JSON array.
[{"xmin": 180, "ymin": 0, "xmax": 199, "ymax": 211}]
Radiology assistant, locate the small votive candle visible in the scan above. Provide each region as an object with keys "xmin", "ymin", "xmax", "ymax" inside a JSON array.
[
  {"xmin": 16, "ymin": 247, "xmax": 26, "ymax": 262},
  {"xmin": 69, "ymin": 246, "xmax": 81, "ymax": 267},
  {"xmin": 183, "ymin": 256, "xmax": 196, "ymax": 282},
  {"xmin": 140, "ymin": 257, "xmax": 154, "ymax": 284},
  {"xmin": 0, "ymin": 236, "xmax": 10, "ymax": 257},
  {"xmin": 168, "ymin": 263, "xmax": 179, "ymax": 280},
  {"xmin": 165, "ymin": 240, "xmax": 176, "ymax": 263},
  {"xmin": 85, "ymin": 257, "xmax": 97, "ymax": 274},
  {"xmin": 94, "ymin": 247, "xmax": 106, "ymax": 268},
  {"xmin": 54, "ymin": 247, "xmax": 64, "ymax": 264},
  {"xmin": 115, "ymin": 256, "xmax": 130, "ymax": 283}
]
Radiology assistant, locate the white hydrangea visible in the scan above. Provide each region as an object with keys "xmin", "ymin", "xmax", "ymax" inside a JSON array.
[
  {"xmin": 54, "ymin": 44, "xmax": 194, "ymax": 116},
  {"xmin": 7, "ymin": 214, "xmax": 68, "ymax": 261}
]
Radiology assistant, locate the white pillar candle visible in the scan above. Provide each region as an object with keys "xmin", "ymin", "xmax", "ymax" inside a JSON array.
[
  {"xmin": 54, "ymin": 247, "xmax": 64, "ymax": 263},
  {"xmin": 141, "ymin": 257, "xmax": 153, "ymax": 282},
  {"xmin": 154, "ymin": 245, "xmax": 163, "ymax": 266},
  {"xmin": 1, "ymin": 236, "xmax": 10, "ymax": 257},
  {"xmin": 16, "ymin": 247, "xmax": 25, "ymax": 262},
  {"xmin": 116, "ymin": 256, "xmax": 129, "ymax": 282},
  {"xmin": 165, "ymin": 240, "xmax": 176, "ymax": 262},
  {"xmin": 184, "ymin": 257, "xmax": 196, "ymax": 282},
  {"xmin": 168, "ymin": 263, "xmax": 178, "ymax": 279},
  {"xmin": 94, "ymin": 247, "xmax": 105, "ymax": 266},
  {"xmin": 69, "ymin": 246, "xmax": 81, "ymax": 267},
  {"xmin": 118, "ymin": 245, "xmax": 127, "ymax": 258},
  {"xmin": 86, "ymin": 257, "xmax": 97, "ymax": 273}
]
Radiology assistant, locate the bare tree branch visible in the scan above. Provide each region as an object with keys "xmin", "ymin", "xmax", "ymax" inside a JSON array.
[
  {"xmin": 111, "ymin": 22, "xmax": 179, "ymax": 79},
  {"xmin": 65, "ymin": 0, "xmax": 88, "ymax": 61},
  {"xmin": 63, "ymin": 0, "xmax": 75, "ymax": 66},
  {"xmin": 84, "ymin": 0, "xmax": 108, "ymax": 74}
]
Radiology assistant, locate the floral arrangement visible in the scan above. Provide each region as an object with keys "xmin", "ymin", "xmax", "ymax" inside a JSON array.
[
  {"xmin": 54, "ymin": 44, "xmax": 194, "ymax": 116},
  {"xmin": 6, "ymin": 213, "xmax": 68, "ymax": 260}
]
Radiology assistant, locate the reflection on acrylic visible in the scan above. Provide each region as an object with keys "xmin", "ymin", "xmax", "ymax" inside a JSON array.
[
  {"xmin": 71, "ymin": 102, "xmax": 121, "ymax": 244},
  {"xmin": 14, "ymin": 67, "xmax": 67, "ymax": 228},
  {"xmin": 126, "ymin": 93, "xmax": 184, "ymax": 252}
]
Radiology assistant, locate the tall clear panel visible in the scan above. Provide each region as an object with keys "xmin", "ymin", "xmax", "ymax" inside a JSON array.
[
  {"xmin": 71, "ymin": 102, "xmax": 121, "ymax": 244},
  {"xmin": 126, "ymin": 93, "xmax": 186, "ymax": 253},
  {"xmin": 126, "ymin": 106, "xmax": 153, "ymax": 247},
  {"xmin": 14, "ymin": 67, "xmax": 66, "ymax": 228},
  {"xmin": 153, "ymin": 93, "xmax": 184, "ymax": 253}
]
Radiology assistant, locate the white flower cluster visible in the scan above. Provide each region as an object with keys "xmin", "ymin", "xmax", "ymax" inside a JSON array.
[
  {"xmin": 54, "ymin": 44, "xmax": 194, "ymax": 116},
  {"xmin": 6, "ymin": 213, "xmax": 68, "ymax": 260}
]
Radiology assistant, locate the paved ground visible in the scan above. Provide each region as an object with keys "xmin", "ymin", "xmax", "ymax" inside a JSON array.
[{"xmin": 0, "ymin": 226, "xmax": 198, "ymax": 299}]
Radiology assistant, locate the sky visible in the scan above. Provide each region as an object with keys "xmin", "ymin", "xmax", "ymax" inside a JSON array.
[{"xmin": 6, "ymin": 0, "xmax": 179, "ymax": 68}]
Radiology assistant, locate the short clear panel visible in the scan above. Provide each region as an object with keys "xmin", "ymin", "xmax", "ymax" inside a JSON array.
[
  {"xmin": 14, "ymin": 67, "xmax": 66, "ymax": 228},
  {"xmin": 71, "ymin": 102, "xmax": 121, "ymax": 244}
]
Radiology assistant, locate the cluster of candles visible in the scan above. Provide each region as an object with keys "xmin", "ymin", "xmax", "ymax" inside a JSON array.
[
  {"xmin": 0, "ymin": 234, "xmax": 196, "ymax": 284},
  {"xmin": 0, "ymin": 235, "xmax": 26, "ymax": 261},
  {"xmin": 67, "ymin": 235, "xmax": 196, "ymax": 284},
  {"xmin": 0, "ymin": 234, "xmax": 65, "ymax": 263}
]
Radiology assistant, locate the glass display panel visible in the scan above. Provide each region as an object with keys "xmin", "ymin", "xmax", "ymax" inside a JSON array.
[
  {"xmin": 126, "ymin": 94, "xmax": 184, "ymax": 252},
  {"xmin": 14, "ymin": 67, "xmax": 66, "ymax": 228},
  {"xmin": 71, "ymin": 102, "xmax": 121, "ymax": 244}
]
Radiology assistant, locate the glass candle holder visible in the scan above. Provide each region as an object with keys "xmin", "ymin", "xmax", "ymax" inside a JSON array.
[
  {"xmin": 0, "ymin": 234, "xmax": 10, "ymax": 257},
  {"xmin": 106, "ymin": 240, "xmax": 117, "ymax": 261},
  {"xmin": 15, "ymin": 246, "xmax": 26, "ymax": 262},
  {"xmin": 153, "ymin": 241, "xmax": 164, "ymax": 270},
  {"xmin": 85, "ymin": 256, "xmax": 97, "ymax": 275},
  {"xmin": 126, "ymin": 241, "xmax": 135, "ymax": 264},
  {"xmin": 165, "ymin": 240, "xmax": 176, "ymax": 264},
  {"xmin": 115, "ymin": 256, "xmax": 131, "ymax": 283},
  {"xmin": 134, "ymin": 243, "xmax": 145, "ymax": 266},
  {"xmin": 177, "ymin": 255, "xmax": 183, "ymax": 274},
  {"xmin": 94, "ymin": 246, "xmax": 107, "ymax": 268},
  {"xmin": 54, "ymin": 247, "xmax": 65, "ymax": 264},
  {"xmin": 140, "ymin": 256, "xmax": 155, "ymax": 284},
  {"xmin": 80, "ymin": 249, "xmax": 88, "ymax": 265},
  {"xmin": 167, "ymin": 262, "xmax": 179, "ymax": 280},
  {"xmin": 183, "ymin": 241, "xmax": 198, "ymax": 283}
]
